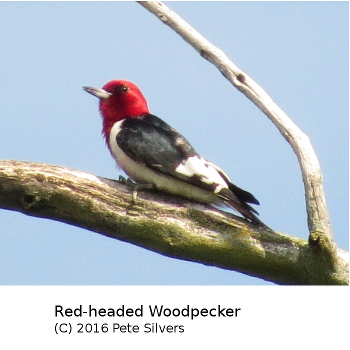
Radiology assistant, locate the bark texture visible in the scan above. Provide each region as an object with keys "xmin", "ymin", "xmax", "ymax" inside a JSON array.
[{"xmin": 1, "ymin": 160, "xmax": 348, "ymax": 285}]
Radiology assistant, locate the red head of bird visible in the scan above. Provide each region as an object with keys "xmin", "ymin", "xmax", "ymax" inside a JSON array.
[{"xmin": 83, "ymin": 80, "xmax": 149, "ymax": 139}]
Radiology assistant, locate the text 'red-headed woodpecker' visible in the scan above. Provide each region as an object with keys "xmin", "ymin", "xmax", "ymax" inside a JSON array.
[{"xmin": 83, "ymin": 80, "xmax": 265, "ymax": 226}]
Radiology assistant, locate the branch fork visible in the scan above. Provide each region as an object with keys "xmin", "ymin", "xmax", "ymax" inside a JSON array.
[
  {"xmin": 138, "ymin": 1, "xmax": 334, "ymax": 251},
  {"xmin": 0, "ymin": 2, "xmax": 348, "ymax": 284}
]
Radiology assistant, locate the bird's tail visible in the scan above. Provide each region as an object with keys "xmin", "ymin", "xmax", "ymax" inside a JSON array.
[
  {"xmin": 226, "ymin": 199, "xmax": 270, "ymax": 229},
  {"xmin": 225, "ymin": 183, "xmax": 272, "ymax": 231}
]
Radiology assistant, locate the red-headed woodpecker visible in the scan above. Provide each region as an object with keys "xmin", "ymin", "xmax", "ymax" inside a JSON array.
[{"xmin": 83, "ymin": 80, "xmax": 265, "ymax": 226}]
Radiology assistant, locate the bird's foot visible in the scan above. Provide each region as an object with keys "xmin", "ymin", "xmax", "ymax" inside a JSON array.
[
  {"xmin": 118, "ymin": 176, "xmax": 155, "ymax": 202},
  {"xmin": 131, "ymin": 183, "xmax": 156, "ymax": 202},
  {"xmin": 119, "ymin": 175, "xmax": 135, "ymax": 187}
]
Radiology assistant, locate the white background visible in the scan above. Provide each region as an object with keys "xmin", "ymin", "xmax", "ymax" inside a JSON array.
[{"xmin": 1, "ymin": 286, "xmax": 348, "ymax": 349}]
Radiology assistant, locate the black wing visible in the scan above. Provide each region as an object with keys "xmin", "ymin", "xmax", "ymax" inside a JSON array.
[{"xmin": 116, "ymin": 114, "xmax": 198, "ymax": 177}]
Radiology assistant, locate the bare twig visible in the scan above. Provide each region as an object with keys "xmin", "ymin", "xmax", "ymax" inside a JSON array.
[
  {"xmin": 137, "ymin": 1, "xmax": 334, "ymax": 251},
  {"xmin": 0, "ymin": 160, "xmax": 348, "ymax": 284}
]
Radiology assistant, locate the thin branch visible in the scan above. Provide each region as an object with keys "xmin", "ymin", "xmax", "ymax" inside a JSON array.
[
  {"xmin": 137, "ymin": 1, "xmax": 334, "ymax": 251},
  {"xmin": 0, "ymin": 160, "xmax": 348, "ymax": 285}
]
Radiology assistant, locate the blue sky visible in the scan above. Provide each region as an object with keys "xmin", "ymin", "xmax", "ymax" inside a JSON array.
[{"xmin": 0, "ymin": 1, "xmax": 348, "ymax": 285}]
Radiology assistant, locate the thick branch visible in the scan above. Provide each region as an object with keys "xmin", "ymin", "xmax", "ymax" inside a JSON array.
[
  {"xmin": 0, "ymin": 160, "xmax": 348, "ymax": 285},
  {"xmin": 137, "ymin": 1, "xmax": 334, "ymax": 250}
]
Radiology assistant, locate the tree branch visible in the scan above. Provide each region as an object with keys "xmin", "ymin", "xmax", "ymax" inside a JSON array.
[
  {"xmin": 0, "ymin": 160, "xmax": 348, "ymax": 285},
  {"xmin": 137, "ymin": 1, "xmax": 335, "ymax": 256},
  {"xmin": 1, "ymin": 3, "xmax": 347, "ymax": 285}
]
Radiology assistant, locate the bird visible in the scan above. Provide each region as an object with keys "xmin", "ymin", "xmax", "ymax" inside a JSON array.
[{"xmin": 83, "ymin": 80, "xmax": 267, "ymax": 227}]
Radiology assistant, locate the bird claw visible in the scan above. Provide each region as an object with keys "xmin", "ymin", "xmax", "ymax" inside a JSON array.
[
  {"xmin": 131, "ymin": 183, "xmax": 156, "ymax": 202},
  {"xmin": 118, "ymin": 175, "xmax": 135, "ymax": 186},
  {"xmin": 118, "ymin": 176, "xmax": 155, "ymax": 202}
]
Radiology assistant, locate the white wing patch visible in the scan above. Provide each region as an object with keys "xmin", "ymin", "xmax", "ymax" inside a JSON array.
[
  {"xmin": 206, "ymin": 161, "xmax": 231, "ymax": 183},
  {"xmin": 175, "ymin": 156, "xmax": 229, "ymax": 193}
]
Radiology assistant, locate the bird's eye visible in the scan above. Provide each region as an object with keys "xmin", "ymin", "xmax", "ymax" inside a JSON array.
[{"xmin": 110, "ymin": 85, "xmax": 128, "ymax": 95}]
